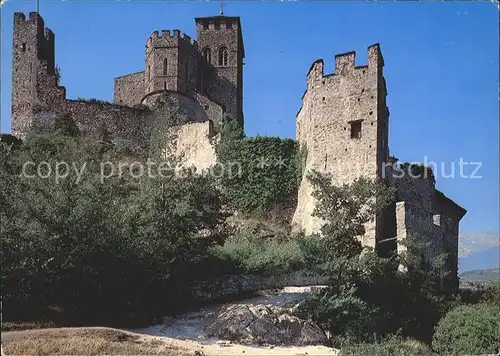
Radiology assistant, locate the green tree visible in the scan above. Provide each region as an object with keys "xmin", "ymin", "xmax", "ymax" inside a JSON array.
[
  {"xmin": 0, "ymin": 129, "xmax": 228, "ymax": 324},
  {"xmin": 304, "ymin": 171, "xmax": 395, "ymax": 345}
]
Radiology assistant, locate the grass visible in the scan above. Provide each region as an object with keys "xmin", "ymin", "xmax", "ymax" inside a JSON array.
[{"xmin": 1, "ymin": 328, "xmax": 186, "ymax": 355}]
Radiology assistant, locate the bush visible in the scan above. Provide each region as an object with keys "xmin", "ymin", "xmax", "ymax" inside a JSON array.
[
  {"xmin": 217, "ymin": 126, "xmax": 299, "ymax": 214},
  {"xmin": 432, "ymin": 303, "xmax": 500, "ymax": 355},
  {"xmin": 210, "ymin": 235, "xmax": 310, "ymax": 276},
  {"xmin": 340, "ymin": 335, "xmax": 433, "ymax": 356}
]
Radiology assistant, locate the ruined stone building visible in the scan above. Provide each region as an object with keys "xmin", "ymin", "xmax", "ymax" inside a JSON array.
[
  {"xmin": 291, "ymin": 45, "xmax": 466, "ymax": 284},
  {"xmin": 10, "ymin": 12, "xmax": 465, "ymax": 284}
]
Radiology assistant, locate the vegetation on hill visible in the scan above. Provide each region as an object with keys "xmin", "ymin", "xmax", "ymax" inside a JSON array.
[
  {"xmin": 1, "ymin": 112, "xmax": 496, "ymax": 354},
  {"xmin": 216, "ymin": 116, "xmax": 302, "ymax": 216},
  {"xmin": 0, "ymin": 132, "xmax": 228, "ymax": 325},
  {"xmin": 460, "ymin": 268, "xmax": 500, "ymax": 284}
]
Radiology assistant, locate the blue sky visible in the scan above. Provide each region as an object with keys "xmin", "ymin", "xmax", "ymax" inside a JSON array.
[{"xmin": 1, "ymin": 0, "xmax": 498, "ymax": 235}]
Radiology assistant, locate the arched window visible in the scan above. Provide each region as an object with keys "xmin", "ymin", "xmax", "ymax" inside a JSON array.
[
  {"xmin": 218, "ymin": 47, "xmax": 228, "ymax": 66},
  {"xmin": 163, "ymin": 58, "xmax": 168, "ymax": 75},
  {"xmin": 203, "ymin": 47, "xmax": 211, "ymax": 64}
]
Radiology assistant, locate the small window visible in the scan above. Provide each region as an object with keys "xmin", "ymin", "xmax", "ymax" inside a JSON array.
[
  {"xmin": 215, "ymin": 20, "xmax": 220, "ymax": 29},
  {"xmin": 148, "ymin": 65, "xmax": 151, "ymax": 80},
  {"xmin": 350, "ymin": 121, "xmax": 362, "ymax": 139},
  {"xmin": 203, "ymin": 21, "xmax": 209, "ymax": 30},
  {"xmin": 203, "ymin": 47, "xmax": 211, "ymax": 64},
  {"xmin": 21, "ymin": 43, "xmax": 26, "ymax": 52},
  {"xmin": 218, "ymin": 46, "xmax": 228, "ymax": 66},
  {"xmin": 163, "ymin": 58, "xmax": 168, "ymax": 75},
  {"xmin": 164, "ymin": 81, "xmax": 167, "ymax": 90},
  {"xmin": 226, "ymin": 22, "xmax": 233, "ymax": 29}
]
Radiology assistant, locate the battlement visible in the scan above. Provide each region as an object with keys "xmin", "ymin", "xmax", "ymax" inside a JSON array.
[
  {"xmin": 195, "ymin": 16, "xmax": 241, "ymax": 30},
  {"xmin": 307, "ymin": 44, "xmax": 384, "ymax": 82},
  {"xmin": 14, "ymin": 12, "xmax": 44, "ymax": 31},
  {"xmin": 147, "ymin": 29, "xmax": 198, "ymax": 49}
]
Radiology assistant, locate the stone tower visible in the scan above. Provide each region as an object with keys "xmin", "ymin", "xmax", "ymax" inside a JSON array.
[
  {"xmin": 292, "ymin": 44, "xmax": 390, "ymax": 248},
  {"xmin": 144, "ymin": 30, "xmax": 199, "ymax": 96},
  {"xmin": 195, "ymin": 16, "xmax": 244, "ymax": 127},
  {"xmin": 11, "ymin": 12, "xmax": 61, "ymax": 138}
]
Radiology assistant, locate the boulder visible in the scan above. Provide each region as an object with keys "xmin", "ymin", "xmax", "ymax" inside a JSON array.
[{"xmin": 204, "ymin": 303, "xmax": 328, "ymax": 346}]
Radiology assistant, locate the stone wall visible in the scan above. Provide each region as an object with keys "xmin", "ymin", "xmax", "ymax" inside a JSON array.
[
  {"xmin": 141, "ymin": 90, "xmax": 223, "ymax": 126},
  {"xmin": 165, "ymin": 120, "xmax": 218, "ymax": 172},
  {"xmin": 388, "ymin": 162, "xmax": 465, "ymax": 285},
  {"xmin": 27, "ymin": 48, "xmax": 149, "ymax": 148},
  {"xmin": 292, "ymin": 44, "xmax": 389, "ymax": 249},
  {"xmin": 184, "ymin": 272, "xmax": 328, "ymax": 303},
  {"xmin": 114, "ymin": 71, "xmax": 145, "ymax": 107}
]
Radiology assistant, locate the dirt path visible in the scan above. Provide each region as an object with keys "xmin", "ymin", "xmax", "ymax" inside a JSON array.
[{"xmin": 2, "ymin": 286, "xmax": 338, "ymax": 355}]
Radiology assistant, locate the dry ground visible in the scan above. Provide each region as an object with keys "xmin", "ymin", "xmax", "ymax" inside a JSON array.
[
  {"xmin": 1, "ymin": 327, "xmax": 186, "ymax": 355},
  {"xmin": 1, "ymin": 327, "xmax": 338, "ymax": 356}
]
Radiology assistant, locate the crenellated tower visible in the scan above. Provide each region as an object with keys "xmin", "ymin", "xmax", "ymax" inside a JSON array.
[
  {"xmin": 12, "ymin": 12, "xmax": 62, "ymax": 138},
  {"xmin": 293, "ymin": 44, "xmax": 390, "ymax": 248},
  {"xmin": 144, "ymin": 30, "xmax": 199, "ymax": 95},
  {"xmin": 114, "ymin": 16, "xmax": 244, "ymax": 130}
]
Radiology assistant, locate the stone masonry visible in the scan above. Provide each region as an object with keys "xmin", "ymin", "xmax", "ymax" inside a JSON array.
[
  {"xmin": 11, "ymin": 13, "xmax": 465, "ymax": 285},
  {"xmin": 12, "ymin": 12, "xmax": 243, "ymax": 165},
  {"xmin": 114, "ymin": 16, "xmax": 244, "ymax": 128},
  {"xmin": 292, "ymin": 44, "xmax": 466, "ymax": 287}
]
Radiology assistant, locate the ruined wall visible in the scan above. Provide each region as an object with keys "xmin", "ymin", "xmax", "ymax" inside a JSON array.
[
  {"xmin": 292, "ymin": 44, "xmax": 389, "ymax": 249},
  {"xmin": 141, "ymin": 90, "xmax": 223, "ymax": 126},
  {"xmin": 388, "ymin": 162, "xmax": 465, "ymax": 285},
  {"xmin": 165, "ymin": 120, "xmax": 218, "ymax": 172},
  {"xmin": 184, "ymin": 272, "xmax": 328, "ymax": 303},
  {"xmin": 11, "ymin": 13, "xmax": 149, "ymax": 147},
  {"xmin": 114, "ymin": 71, "xmax": 145, "ymax": 107}
]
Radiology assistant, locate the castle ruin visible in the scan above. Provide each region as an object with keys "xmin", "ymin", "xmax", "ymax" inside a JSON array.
[{"xmin": 10, "ymin": 12, "xmax": 466, "ymax": 285}]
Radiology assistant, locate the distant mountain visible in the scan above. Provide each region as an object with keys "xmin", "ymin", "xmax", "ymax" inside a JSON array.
[
  {"xmin": 458, "ymin": 233, "xmax": 499, "ymax": 273},
  {"xmin": 460, "ymin": 269, "xmax": 499, "ymax": 284},
  {"xmin": 459, "ymin": 232, "xmax": 499, "ymax": 258}
]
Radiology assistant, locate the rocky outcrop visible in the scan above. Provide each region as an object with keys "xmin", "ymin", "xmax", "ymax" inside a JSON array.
[{"xmin": 204, "ymin": 304, "xmax": 328, "ymax": 346}]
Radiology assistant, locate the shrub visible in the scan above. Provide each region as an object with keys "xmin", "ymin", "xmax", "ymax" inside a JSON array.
[
  {"xmin": 340, "ymin": 335, "xmax": 433, "ymax": 356},
  {"xmin": 432, "ymin": 303, "xmax": 500, "ymax": 355},
  {"xmin": 216, "ymin": 118, "xmax": 299, "ymax": 215},
  {"xmin": 210, "ymin": 234, "xmax": 309, "ymax": 276}
]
